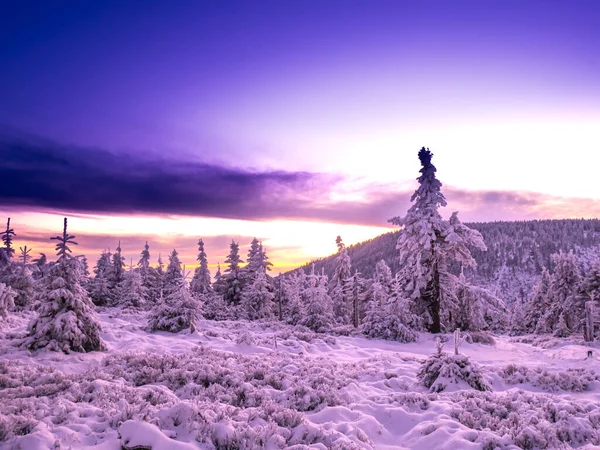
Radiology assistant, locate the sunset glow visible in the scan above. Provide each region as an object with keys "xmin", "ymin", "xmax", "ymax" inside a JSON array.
[{"xmin": 1, "ymin": 0, "xmax": 599, "ymax": 271}]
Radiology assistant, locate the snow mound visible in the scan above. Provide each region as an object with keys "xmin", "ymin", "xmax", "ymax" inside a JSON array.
[{"xmin": 119, "ymin": 419, "xmax": 197, "ymax": 450}]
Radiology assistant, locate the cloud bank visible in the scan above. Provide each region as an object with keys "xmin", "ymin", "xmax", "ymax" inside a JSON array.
[{"xmin": 1, "ymin": 131, "xmax": 598, "ymax": 227}]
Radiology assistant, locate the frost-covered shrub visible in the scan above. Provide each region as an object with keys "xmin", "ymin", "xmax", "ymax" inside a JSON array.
[
  {"xmin": 0, "ymin": 347, "xmax": 368, "ymax": 448},
  {"xmin": 466, "ymin": 331, "xmax": 495, "ymax": 345},
  {"xmin": 235, "ymin": 331, "xmax": 256, "ymax": 346},
  {"xmin": 417, "ymin": 349, "xmax": 490, "ymax": 392},
  {"xmin": 448, "ymin": 390, "xmax": 600, "ymax": 448},
  {"xmin": 0, "ymin": 269, "xmax": 34, "ymax": 310},
  {"xmin": 500, "ymin": 365, "xmax": 598, "ymax": 392},
  {"xmin": 362, "ymin": 313, "xmax": 417, "ymax": 343}
]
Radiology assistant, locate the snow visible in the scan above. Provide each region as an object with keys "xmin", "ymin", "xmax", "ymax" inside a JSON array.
[{"xmin": 1, "ymin": 309, "xmax": 600, "ymax": 449}]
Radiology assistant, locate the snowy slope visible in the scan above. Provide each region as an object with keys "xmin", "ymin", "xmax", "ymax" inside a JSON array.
[{"xmin": 1, "ymin": 310, "xmax": 600, "ymax": 449}]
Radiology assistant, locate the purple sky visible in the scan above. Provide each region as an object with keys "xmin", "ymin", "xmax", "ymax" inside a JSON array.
[{"xmin": 1, "ymin": 1, "xmax": 599, "ymax": 270}]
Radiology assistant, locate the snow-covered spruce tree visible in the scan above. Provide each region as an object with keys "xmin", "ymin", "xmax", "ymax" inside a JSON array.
[
  {"xmin": 190, "ymin": 239, "xmax": 212, "ymax": 297},
  {"xmin": 540, "ymin": 251, "xmax": 583, "ymax": 336},
  {"xmin": 23, "ymin": 218, "xmax": 104, "ymax": 353},
  {"xmin": 350, "ymin": 270, "xmax": 368, "ymax": 328},
  {"xmin": 582, "ymin": 258, "xmax": 600, "ymax": 302},
  {"xmin": 137, "ymin": 241, "xmax": 157, "ymax": 304},
  {"xmin": 89, "ymin": 251, "xmax": 112, "ymax": 306},
  {"xmin": 245, "ymin": 238, "xmax": 273, "ymax": 280},
  {"xmin": 508, "ymin": 296, "xmax": 528, "ymax": 336},
  {"xmin": 282, "ymin": 271, "xmax": 305, "ymax": 325},
  {"xmin": 117, "ymin": 269, "xmax": 146, "ymax": 309},
  {"xmin": 390, "ymin": 148, "xmax": 487, "ymax": 333},
  {"xmin": 0, "ymin": 282, "xmax": 16, "ymax": 319},
  {"xmin": 2, "ymin": 266, "xmax": 34, "ymax": 309},
  {"xmin": 0, "ymin": 220, "xmax": 34, "ymax": 309},
  {"xmin": 202, "ymin": 291, "xmax": 228, "ymax": 321},
  {"xmin": 205, "ymin": 263, "xmax": 229, "ymax": 320},
  {"xmin": 451, "ymin": 270, "xmax": 507, "ymax": 332},
  {"xmin": 244, "ymin": 238, "xmax": 261, "ymax": 284},
  {"xmin": 32, "ymin": 253, "xmax": 48, "ymax": 280},
  {"xmin": 362, "ymin": 260, "xmax": 418, "ymax": 342},
  {"xmin": 329, "ymin": 236, "xmax": 353, "ymax": 324},
  {"xmin": 522, "ymin": 267, "xmax": 552, "ymax": 334},
  {"xmin": 163, "ymin": 249, "xmax": 184, "ymax": 297},
  {"xmin": 148, "ymin": 278, "xmax": 201, "ymax": 333},
  {"xmin": 212, "ymin": 263, "xmax": 225, "ymax": 295},
  {"xmin": 299, "ymin": 265, "xmax": 335, "ymax": 333},
  {"xmin": 223, "ymin": 241, "xmax": 244, "ymax": 306},
  {"xmin": 78, "ymin": 255, "xmax": 90, "ymax": 278},
  {"xmin": 241, "ymin": 269, "xmax": 275, "ymax": 320},
  {"xmin": 0, "ymin": 246, "xmax": 34, "ymax": 309},
  {"xmin": 108, "ymin": 241, "xmax": 125, "ymax": 305},
  {"xmin": 1, "ymin": 218, "xmax": 16, "ymax": 260}
]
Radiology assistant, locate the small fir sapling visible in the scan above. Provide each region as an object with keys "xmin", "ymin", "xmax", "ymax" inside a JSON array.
[
  {"xmin": 1, "ymin": 218, "xmax": 16, "ymax": 260},
  {"xmin": 417, "ymin": 332, "xmax": 490, "ymax": 392}
]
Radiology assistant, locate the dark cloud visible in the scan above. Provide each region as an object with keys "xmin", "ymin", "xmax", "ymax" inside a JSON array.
[{"xmin": 0, "ymin": 132, "xmax": 329, "ymax": 221}]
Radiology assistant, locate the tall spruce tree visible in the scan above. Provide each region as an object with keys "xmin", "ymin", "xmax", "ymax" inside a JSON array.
[
  {"xmin": 89, "ymin": 251, "xmax": 112, "ymax": 306},
  {"xmin": 24, "ymin": 218, "xmax": 104, "ymax": 352},
  {"xmin": 163, "ymin": 249, "xmax": 184, "ymax": 296},
  {"xmin": 224, "ymin": 241, "xmax": 244, "ymax": 306},
  {"xmin": 541, "ymin": 251, "xmax": 582, "ymax": 336},
  {"xmin": 148, "ymin": 278, "xmax": 200, "ymax": 333},
  {"xmin": 299, "ymin": 265, "xmax": 335, "ymax": 333},
  {"xmin": 108, "ymin": 241, "xmax": 125, "ymax": 304},
  {"xmin": 241, "ymin": 270, "xmax": 275, "ymax": 320},
  {"xmin": 330, "ymin": 236, "xmax": 353, "ymax": 324},
  {"xmin": 390, "ymin": 147, "xmax": 487, "ymax": 333},
  {"xmin": 522, "ymin": 267, "xmax": 552, "ymax": 334}
]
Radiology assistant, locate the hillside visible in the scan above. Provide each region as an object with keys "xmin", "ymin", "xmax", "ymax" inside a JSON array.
[{"xmin": 295, "ymin": 219, "xmax": 600, "ymax": 305}]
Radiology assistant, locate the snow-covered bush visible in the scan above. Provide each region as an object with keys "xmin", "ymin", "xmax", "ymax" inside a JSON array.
[
  {"xmin": 417, "ymin": 341, "xmax": 490, "ymax": 392},
  {"xmin": 466, "ymin": 331, "xmax": 495, "ymax": 345},
  {"xmin": 500, "ymin": 364, "xmax": 598, "ymax": 392},
  {"xmin": 448, "ymin": 390, "xmax": 600, "ymax": 448},
  {"xmin": 363, "ymin": 313, "xmax": 417, "ymax": 343},
  {"xmin": 0, "ymin": 345, "xmax": 371, "ymax": 448},
  {"xmin": 0, "ymin": 282, "xmax": 16, "ymax": 319}
]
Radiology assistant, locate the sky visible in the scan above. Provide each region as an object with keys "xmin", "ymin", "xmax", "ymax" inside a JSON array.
[{"xmin": 1, "ymin": 0, "xmax": 599, "ymax": 272}]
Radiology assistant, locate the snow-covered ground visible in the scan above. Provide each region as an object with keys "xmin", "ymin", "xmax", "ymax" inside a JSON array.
[{"xmin": 1, "ymin": 311, "xmax": 600, "ymax": 449}]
